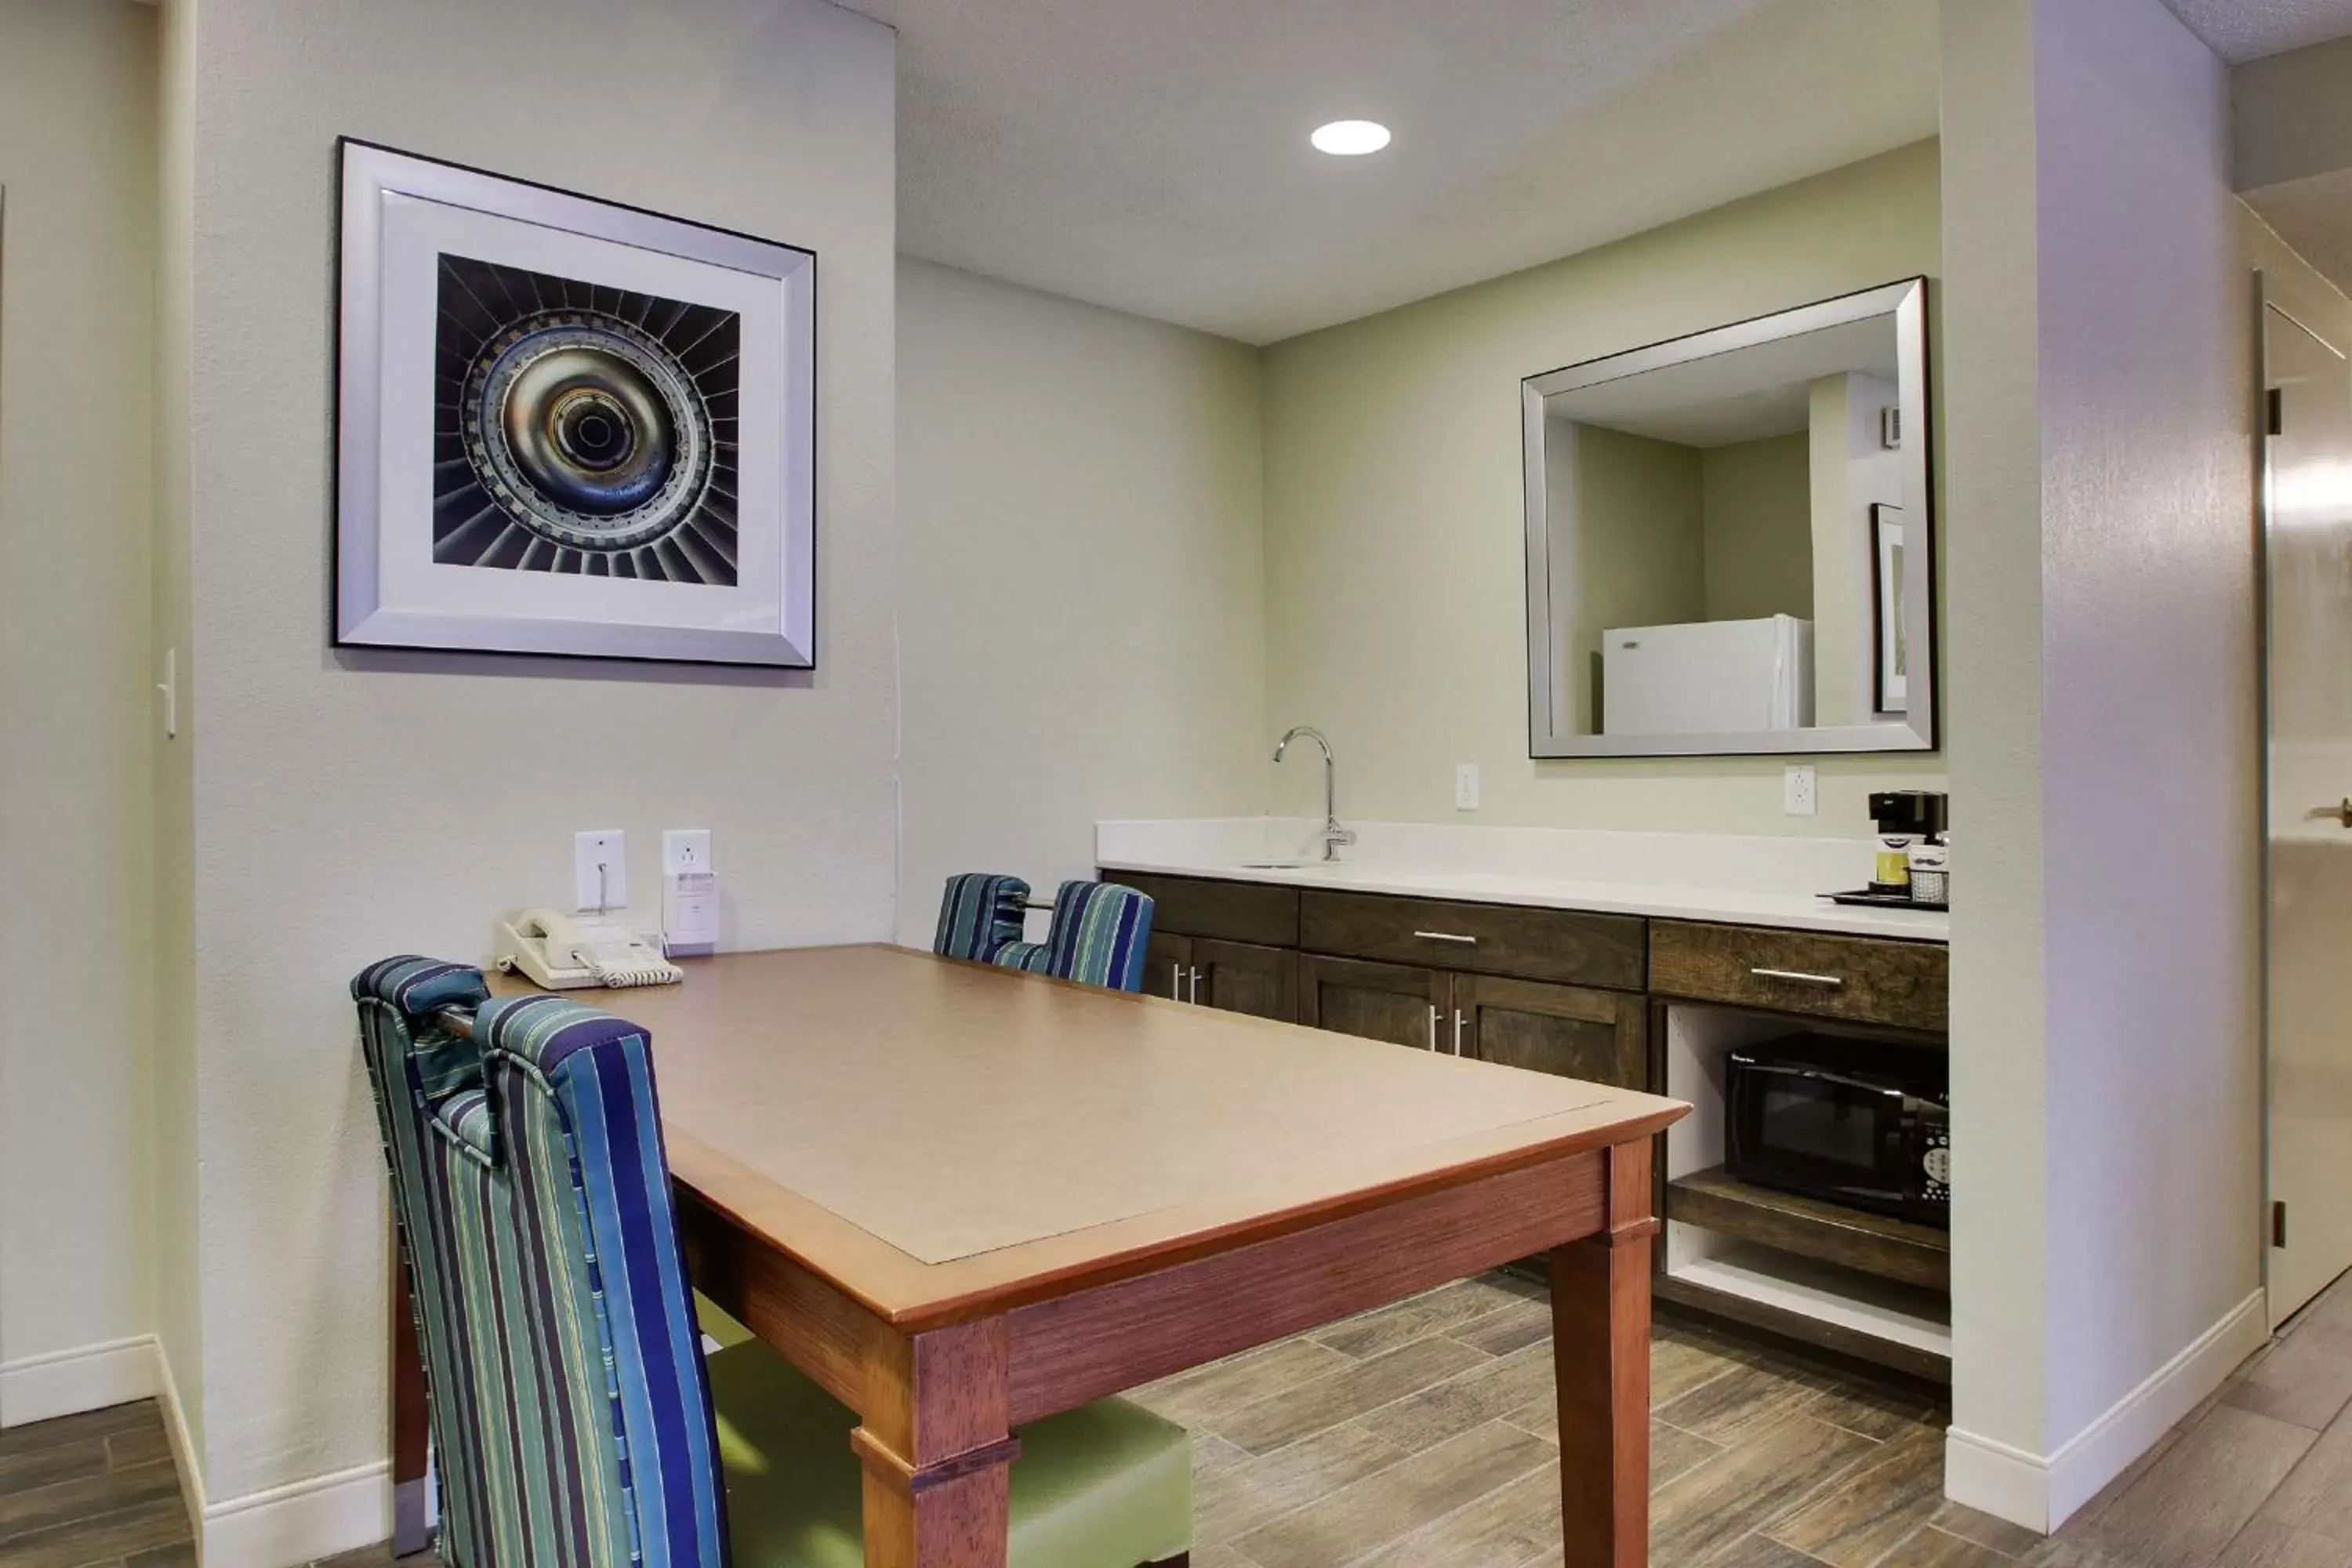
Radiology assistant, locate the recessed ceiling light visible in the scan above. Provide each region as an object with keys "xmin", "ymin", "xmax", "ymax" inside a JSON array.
[{"xmin": 1311, "ymin": 120, "xmax": 1391, "ymax": 157}]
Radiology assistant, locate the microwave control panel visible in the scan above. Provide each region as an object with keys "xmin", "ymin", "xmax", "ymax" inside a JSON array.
[{"xmin": 1922, "ymin": 1131, "xmax": 1951, "ymax": 1201}]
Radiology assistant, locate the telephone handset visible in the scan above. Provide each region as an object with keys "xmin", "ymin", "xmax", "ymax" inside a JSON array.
[{"xmin": 496, "ymin": 908, "xmax": 684, "ymax": 990}]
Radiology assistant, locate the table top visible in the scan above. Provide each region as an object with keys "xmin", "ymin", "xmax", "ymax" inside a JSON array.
[{"xmin": 515, "ymin": 945, "xmax": 1685, "ymax": 1327}]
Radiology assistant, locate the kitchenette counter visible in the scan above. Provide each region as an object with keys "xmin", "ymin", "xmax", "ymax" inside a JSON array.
[
  {"xmin": 1096, "ymin": 818, "xmax": 1952, "ymax": 1379},
  {"xmin": 1096, "ymin": 818, "xmax": 1950, "ymax": 943}
]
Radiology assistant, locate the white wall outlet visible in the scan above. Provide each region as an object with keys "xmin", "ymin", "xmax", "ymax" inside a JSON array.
[
  {"xmin": 662, "ymin": 829, "xmax": 713, "ymax": 874},
  {"xmin": 1454, "ymin": 763, "xmax": 1481, "ymax": 811},
  {"xmin": 1784, "ymin": 764, "xmax": 1817, "ymax": 818},
  {"xmin": 575, "ymin": 829, "xmax": 628, "ymax": 913},
  {"xmin": 662, "ymin": 829, "xmax": 720, "ymax": 956}
]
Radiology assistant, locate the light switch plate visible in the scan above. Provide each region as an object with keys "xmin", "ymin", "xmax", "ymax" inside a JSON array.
[
  {"xmin": 1784, "ymin": 764, "xmax": 1817, "ymax": 818},
  {"xmin": 575, "ymin": 829, "xmax": 627, "ymax": 913},
  {"xmin": 662, "ymin": 829, "xmax": 713, "ymax": 874},
  {"xmin": 1454, "ymin": 763, "xmax": 1480, "ymax": 811}
]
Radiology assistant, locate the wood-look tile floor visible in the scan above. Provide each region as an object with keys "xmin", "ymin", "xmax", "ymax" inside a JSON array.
[{"xmin": 14, "ymin": 1269, "xmax": 2352, "ymax": 1567}]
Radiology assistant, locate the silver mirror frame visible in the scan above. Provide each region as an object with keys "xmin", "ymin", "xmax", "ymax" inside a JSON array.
[{"xmin": 1522, "ymin": 277, "xmax": 1935, "ymax": 758}]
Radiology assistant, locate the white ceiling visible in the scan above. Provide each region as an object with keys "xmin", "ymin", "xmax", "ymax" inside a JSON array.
[
  {"xmin": 1548, "ymin": 316, "xmax": 1898, "ymax": 448},
  {"xmin": 2248, "ymin": 171, "xmax": 2352, "ymax": 296},
  {"xmin": 2161, "ymin": 0, "xmax": 2352, "ymax": 62},
  {"xmin": 848, "ymin": 0, "xmax": 1939, "ymax": 343}
]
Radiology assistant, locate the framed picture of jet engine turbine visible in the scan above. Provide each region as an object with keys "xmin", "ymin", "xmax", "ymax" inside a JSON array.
[{"xmin": 333, "ymin": 140, "xmax": 816, "ymax": 666}]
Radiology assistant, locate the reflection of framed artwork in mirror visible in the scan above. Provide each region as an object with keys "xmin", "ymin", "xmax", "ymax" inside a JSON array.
[{"xmin": 1872, "ymin": 503, "xmax": 1907, "ymax": 714}]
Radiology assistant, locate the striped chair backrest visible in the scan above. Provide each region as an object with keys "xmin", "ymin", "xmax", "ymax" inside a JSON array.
[
  {"xmin": 989, "ymin": 880, "xmax": 1154, "ymax": 991},
  {"xmin": 932, "ymin": 872, "xmax": 1031, "ymax": 964},
  {"xmin": 353, "ymin": 957, "xmax": 724, "ymax": 1568}
]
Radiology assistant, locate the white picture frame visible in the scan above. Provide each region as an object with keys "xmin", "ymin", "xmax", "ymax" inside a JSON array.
[
  {"xmin": 335, "ymin": 140, "xmax": 817, "ymax": 667},
  {"xmin": 1872, "ymin": 503, "xmax": 1907, "ymax": 714}
]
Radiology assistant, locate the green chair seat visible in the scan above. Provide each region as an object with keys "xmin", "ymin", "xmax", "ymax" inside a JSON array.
[{"xmin": 709, "ymin": 1340, "xmax": 1192, "ymax": 1568}]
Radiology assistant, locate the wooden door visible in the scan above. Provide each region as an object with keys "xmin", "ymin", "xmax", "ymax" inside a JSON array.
[
  {"xmin": 1299, "ymin": 954, "xmax": 1445, "ymax": 1051},
  {"xmin": 2264, "ymin": 292, "xmax": 2352, "ymax": 1326},
  {"xmin": 1452, "ymin": 974, "xmax": 1649, "ymax": 1091},
  {"xmin": 1142, "ymin": 931, "xmax": 1192, "ymax": 1003},
  {"xmin": 1192, "ymin": 939, "xmax": 1299, "ymax": 1022}
]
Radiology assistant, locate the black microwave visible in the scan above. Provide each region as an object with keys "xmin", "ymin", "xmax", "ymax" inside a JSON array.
[{"xmin": 1725, "ymin": 1034, "xmax": 1949, "ymax": 1228}]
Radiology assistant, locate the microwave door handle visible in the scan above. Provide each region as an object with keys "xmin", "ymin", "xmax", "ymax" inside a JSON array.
[{"xmin": 1742, "ymin": 1062, "xmax": 1910, "ymax": 1102}]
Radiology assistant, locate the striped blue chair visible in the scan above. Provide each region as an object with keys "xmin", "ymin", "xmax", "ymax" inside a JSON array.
[
  {"xmin": 353, "ymin": 956, "xmax": 1191, "ymax": 1568},
  {"xmin": 932, "ymin": 872, "xmax": 1032, "ymax": 964},
  {"xmin": 993, "ymin": 881, "xmax": 1156, "ymax": 993}
]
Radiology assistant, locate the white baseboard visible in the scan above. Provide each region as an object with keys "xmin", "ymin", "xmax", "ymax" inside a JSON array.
[
  {"xmin": 201, "ymin": 1458, "xmax": 391, "ymax": 1567},
  {"xmin": 1946, "ymin": 1288, "xmax": 2269, "ymax": 1534},
  {"xmin": 155, "ymin": 1337, "xmax": 390, "ymax": 1566},
  {"xmin": 4, "ymin": 1334, "xmax": 392, "ymax": 1566},
  {"xmin": 1944, "ymin": 1426, "xmax": 2056, "ymax": 1534},
  {"xmin": 0, "ymin": 1334, "xmax": 159, "ymax": 1428},
  {"xmin": 154, "ymin": 1336, "xmax": 205, "ymax": 1539}
]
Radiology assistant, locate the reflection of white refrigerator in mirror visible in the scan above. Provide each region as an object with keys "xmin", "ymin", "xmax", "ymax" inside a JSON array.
[{"xmin": 1600, "ymin": 615, "xmax": 1814, "ymax": 735}]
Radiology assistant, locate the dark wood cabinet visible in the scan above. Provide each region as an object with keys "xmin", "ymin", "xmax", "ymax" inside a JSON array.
[
  {"xmin": 1299, "ymin": 954, "xmax": 1446, "ymax": 1051},
  {"xmin": 1298, "ymin": 960, "xmax": 1648, "ymax": 1085},
  {"xmin": 1112, "ymin": 871, "xmax": 1300, "ymax": 949},
  {"xmin": 1141, "ymin": 927, "xmax": 1298, "ymax": 1021},
  {"xmin": 1300, "ymin": 890, "xmax": 1645, "ymax": 991},
  {"xmin": 1192, "ymin": 938, "xmax": 1299, "ymax": 1022},
  {"xmin": 1109, "ymin": 868, "xmax": 1956, "ymax": 1383},
  {"xmin": 1453, "ymin": 974, "xmax": 1648, "ymax": 1091},
  {"xmin": 1648, "ymin": 920, "xmax": 1947, "ymax": 1033},
  {"xmin": 1142, "ymin": 931, "xmax": 1192, "ymax": 1003}
]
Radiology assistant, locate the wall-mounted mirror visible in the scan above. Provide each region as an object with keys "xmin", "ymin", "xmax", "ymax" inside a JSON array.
[{"xmin": 1523, "ymin": 278, "xmax": 1934, "ymax": 757}]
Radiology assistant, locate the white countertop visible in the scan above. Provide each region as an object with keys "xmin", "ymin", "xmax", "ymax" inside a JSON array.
[{"xmin": 1096, "ymin": 818, "xmax": 1949, "ymax": 943}]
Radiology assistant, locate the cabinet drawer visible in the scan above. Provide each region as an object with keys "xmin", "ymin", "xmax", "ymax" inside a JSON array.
[
  {"xmin": 1649, "ymin": 921, "xmax": 1947, "ymax": 1031},
  {"xmin": 1457, "ymin": 975, "xmax": 1650, "ymax": 1091},
  {"xmin": 1301, "ymin": 890, "xmax": 1645, "ymax": 991},
  {"xmin": 1102, "ymin": 871, "xmax": 1300, "ymax": 948}
]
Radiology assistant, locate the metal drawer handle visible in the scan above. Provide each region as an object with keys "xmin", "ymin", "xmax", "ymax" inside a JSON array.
[
  {"xmin": 1414, "ymin": 930, "xmax": 1479, "ymax": 946},
  {"xmin": 1427, "ymin": 1004, "xmax": 1439, "ymax": 1051},
  {"xmin": 1751, "ymin": 967, "xmax": 1845, "ymax": 988}
]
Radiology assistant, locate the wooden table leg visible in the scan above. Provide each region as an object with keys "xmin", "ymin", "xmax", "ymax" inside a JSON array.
[
  {"xmin": 1551, "ymin": 1137, "xmax": 1657, "ymax": 1568},
  {"xmin": 852, "ymin": 1316, "xmax": 1019, "ymax": 1568},
  {"xmin": 390, "ymin": 1224, "xmax": 431, "ymax": 1556}
]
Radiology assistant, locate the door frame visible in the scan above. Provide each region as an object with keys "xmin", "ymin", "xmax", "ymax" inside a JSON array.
[
  {"xmin": 2256, "ymin": 267, "xmax": 2352, "ymax": 1327},
  {"xmin": 2258, "ymin": 267, "xmax": 2276, "ymax": 1325}
]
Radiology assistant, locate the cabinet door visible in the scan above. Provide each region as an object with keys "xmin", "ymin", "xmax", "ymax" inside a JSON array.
[
  {"xmin": 1299, "ymin": 955, "xmax": 1446, "ymax": 1051},
  {"xmin": 1142, "ymin": 931, "xmax": 1193, "ymax": 1002},
  {"xmin": 1192, "ymin": 939, "xmax": 1299, "ymax": 1022},
  {"xmin": 1452, "ymin": 973, "xmax": 1649, "ymax": 1090}
]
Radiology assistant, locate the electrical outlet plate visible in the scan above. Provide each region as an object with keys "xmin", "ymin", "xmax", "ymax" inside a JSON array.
[
  {"xmin": 1784, "ymin": 764, "xmax": 1817, "ymax": 818},
  {"xmin": 1454, "ymin": 763, "xmax": 1480, "ymax": 811},
  {"xmin": 662, "ymin": 829, "xmax": 712, "ymax": 875},
  {"xmin": 575, "ymin": 829, "xmax": 627, "ymax": 912}
]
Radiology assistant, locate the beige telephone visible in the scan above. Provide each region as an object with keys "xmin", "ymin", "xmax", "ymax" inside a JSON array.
[{"xmin": 495, "ymin": 909, "xmax": 684, "ymax": 990}]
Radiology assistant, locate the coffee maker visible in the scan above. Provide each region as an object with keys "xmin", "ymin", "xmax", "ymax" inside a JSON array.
[{"xmin": 1869, "ymin": 790, "xmax": 1948, "ymax": 901}]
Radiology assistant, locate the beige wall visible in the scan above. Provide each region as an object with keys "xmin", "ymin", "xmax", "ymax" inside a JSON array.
[
  {"xmin": 1700, "ymin": 433, "xmax": 1812, "ymax": 623},
  {"xmin": 1809, "ymin": 372, "xmax": 1902, "ymax": 727},
  {"xmin": 158, "ymin": 0, "xmax": 897, "ymax": 1539},
  {"xmin": 151, "ymin": 0, "xmax": 201, "ymax": 1463},
  {"xmin": 2234, "ymin": 34, "xmax": 2352, "ymax": 193},
  {"xmin": 2246, "ymin": 205, "xmax": 2352, "ymax": 350},
  {"xmin": 1941, "ymin": 0, "xmax": 2258, "ymax": 1528},
  {"xmin": 1559, "ymin": 422, "xmax": 1704, "ymax": 735},
  {"xmin": 895, "ymin": 259, "xmax": 1269, "ymax": 941},
  {"xmin": 0, "ymin": 0, "xmax": 158, "ymax": 1421},
  {"xmin": 1262, "ymin": 140, "xmax": 1944, "ymax": 833}
]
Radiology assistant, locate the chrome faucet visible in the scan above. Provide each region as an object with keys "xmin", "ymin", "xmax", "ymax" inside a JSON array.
[{"xmin": 1274, "ymin": 725, "xmax": 1356, "ymax": 862}]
